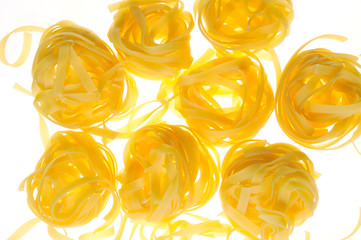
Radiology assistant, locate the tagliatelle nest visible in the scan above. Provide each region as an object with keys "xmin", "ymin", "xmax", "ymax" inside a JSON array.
[
  {"xmin": 194, "ymin": 0, "xmax": 293, "ymax": 53},
  {"xmin": 20, "ymin": 131, "xmax": 120, "ymax": 236},
  {"xmin": 276, "ymin": 35, "xmax": 361, "ymax": 149},
  {"xmin": 32, "ymin": 21, "xmax": 138, "ymax": 129},
  {"xmin": 119, "ymin": 124, "xmax": 219, "ymax": 223},
  {"xmin": 173, "ymin": 52, "xmax": 274, "ymax": 146},
  {"xmin": 220, "ymin": 140, "xmax": 318, "ymax": 240},
  {"xmin": 108, "ymin": 0, "xmax": 194, "ymax": 80}
]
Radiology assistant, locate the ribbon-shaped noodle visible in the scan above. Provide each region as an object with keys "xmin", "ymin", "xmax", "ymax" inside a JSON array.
[
  {"xmin": 194, "ymin": 0, "xmax": 293, "ymax": 53},
  {"xmin": 108, "ymin": 0, "xmax": 194, "ymax": 80},
  {"xmin": 119, "ymin": 124, "xmax": 219, "ymax": 223},
  {"xmin": 220, "ymin": 140, "xmax": 318, "ymax": 240},
  {"xmin": 1, "ymin": 21, "xmax": 138, "ymax": 129},
  {"xmin": 19, "ymin": 131, "xmax": 121, "ymax": 239},
  {"xmin": 173, "ymin": 51, "xmax": 274, "ymax": 146},
  {"xmin": 276, "ymin": 35, "xmax": 361, "ymax": 149}
]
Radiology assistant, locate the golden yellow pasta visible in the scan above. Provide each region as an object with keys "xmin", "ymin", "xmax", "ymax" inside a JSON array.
[
  {"xmin": 108, "ymin": 0, "xmax": 194, "ymax": 80},
  {"xmin": 119, "ymin": 124, "xmax": 219, "ymax": 223},
  {"xmin": 276, "ymin": 35, "xmax": 361, "ymax": 149},
  {"xmin": 220, "ymin": 140, "xmax": 318, "ymax": 240},
  {"xmin": 172, "ymin": 51, "xmax": 274, "ymax": 146},
  {"xmin": 194, "ymin": 0, "xmax": 293, "ymax": 53},
  {"xmin": 19, "ymin": 131, "xmax": 120, "ymax": 238},
  {"xmin": 1, "ymin": 20, "xmax": 138, "ymax": 129}
]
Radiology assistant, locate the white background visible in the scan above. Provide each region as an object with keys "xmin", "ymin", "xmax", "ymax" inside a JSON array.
[{"xmin": 1, "ymin": 0, "xmax": 361, "ymax": 239}]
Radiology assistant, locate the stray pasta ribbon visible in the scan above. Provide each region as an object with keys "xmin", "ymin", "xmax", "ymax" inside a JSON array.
[
  {"xmin": 173, "ymin": 51, "xmax": 274, "ymax": 146},
  {"xmin": 19, "ymin": 131, "xmax": 121, "ymax": 239},
  {"xmin": 108, "ymin": 0, "xmax": 194, "ymax": 80},
  {"xmin": 276, "ymin": 35, "xmax": 361, "ymax": 149},
  {"xmin": 119, "ymin": 124, "xmax": 220, "ymax": 223},
  {"xmin": 220, "ymin": 140, "xmax": 319, "ymax": 240},
  {"xmin": 194, "ymin": 0, "xmax": 294, "ymax": 53}
]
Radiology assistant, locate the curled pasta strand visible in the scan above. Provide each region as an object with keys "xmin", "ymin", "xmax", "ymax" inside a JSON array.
[
  {"xmin": 220, "ymin": 140, "xmax": 319, "ymax": 240},
  {"xmin": 119, "ymin": 124, "xmax": 220, "ymax": 223},
  {"xmin": 17, "ymin": 131, "xmax": 122, "ymax": 240},
  {"xmin": 0, "ymin": 21, "xmax": 138, "ymax": 130},
  {"xmin": 194, "ymin": 0, "xmax": 294, "ymax": 53},
  {"xmin": 166, "ymin": 49, "xmax": 274, "ymax": 146},
  {"xmin": 108, "ymin": 0, "xmax": 194, "ymax": 80},
  {"xmin": 276, "ymin": 35, "xmax": 361, "ymax": 149}
]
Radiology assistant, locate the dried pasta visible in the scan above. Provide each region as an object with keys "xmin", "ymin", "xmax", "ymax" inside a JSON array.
[
  {"xmin": 220, "ymin": 140, "xmax": 319, "ymax": 240},
  {"xmin": 1, "ymin": 21, "xmax": 138, "ymax": 129},
  {"xmin": 18, "ymin": 131, "xmax": 121, "ymax": 239},
  {"xmin": 194, "ymin": 0, "xmax": 294, "ymax": 53},
  {"xmin": 108, "ymin": 0, "xmax": 194, "ymax": 80},
  {"xmin": 172, "ymin": 50, "xmax": 274, "ymax": 146},
  {"xmin": 119, "ymin": 124, "xmax": 219, "ymax": 223},
  {"xmin": 276, "ymin": 35, "xmax": 361, "ymax": 149}
]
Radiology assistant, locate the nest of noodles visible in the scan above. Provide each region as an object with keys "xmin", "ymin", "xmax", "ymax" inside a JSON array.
[
  {"xmin": 32, "ymin": 21, "xmax": 138, "ymax": 129},
  {"xmin": 20, "ymin": 131, "xmax": 120, "ymax": 229},
  {"xmin": 118, "ymin": 124, "xmax": 220, "ymax": 223},
  {"xmin": 220, "ymin": 140, "xmax": 318, "ymax": 240},
  {"xmin": 194, "ymin": 0, "xmax": 294, "ymax": 53},
  {"xmin": 108, "ymin": 0, "xmax": 194, "ymax": 80},
  {"xmin": 173, "ymin": 53, "xmax": 274, "ymax": 146}
]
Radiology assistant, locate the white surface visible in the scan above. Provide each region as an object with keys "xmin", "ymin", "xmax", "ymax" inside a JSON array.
[{"xmin": 1, "ymin": 0, "xmax": 361, "ymax": 239}]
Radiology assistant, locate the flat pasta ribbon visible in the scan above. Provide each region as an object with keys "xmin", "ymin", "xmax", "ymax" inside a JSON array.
[
  {"xmin": 108, "ymin": 0, "xmax": 194, "ymax": 80},
  {"xmin": 276, "ymin": 35, "xmax": 361, "ymax": 149},
  {"xmin": 1, "ymin": 21, "xmax": 138, "ymax": 129},
  {"xmin": 194, "ymin": 0, "xmax": 294, "ymax": 53},
  {"xmin": 220, "ymin": 140, "xmax": 319, "ymax": 240},
  {"xmin": 18, "ymin": 131, "xmax": 121, "ymax": 239},
  {"xmin": 119, "ymin": 124, "xmax": 220, "ymax": 223},
  {"xmin": 172, "ymin": 51, "xmax": 274, "ymax": 146}
]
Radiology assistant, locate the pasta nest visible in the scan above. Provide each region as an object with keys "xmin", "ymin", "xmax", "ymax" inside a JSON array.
[
  {"xmin": 174, "ymin": 54, "xmax": 274, "ymax": 146},
  {"xmin": 276, "ymin": 45, "xmax": 361, "ymax": 149},
  {"xmin": 21, "ymin": 131, "xmax": 120, "ymax": 228},
  {"xmin": 32, "ymin": 21, "xmax": 138, "ymax": 129},
  {"xmin": 220, "ymin": 140, "xmax": 318, "ymax": 240},
  {"xmin": 118, "ymin": 124, "xmax": 219, "ymax": 223},
  {"xmin": 194, "ymin": 0, "xmax": 293, "ymax": 52},
  {"xmin": 108, "ymin": 0, "xmax": 194, "ymax": 80}
]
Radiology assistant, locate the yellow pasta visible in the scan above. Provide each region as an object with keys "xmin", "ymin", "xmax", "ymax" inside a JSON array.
[
  {"xmin": 119, "ymin": 124, "xmax": 219, "ymax": 223},
  {"xmin": 194, "ymin": 0, "xmax": 294, "ymax": 53},
  {"xmin": 276, "ymin": 35, "xmax": 361, "ymax": 149},
  {"xmin": 172, "ymin": 51, "xmax": 274, "ymax": 146},
  {"xmin": 108, "ymin": 0, "xmax": 194, "ymax": 80},
  {"xmin": 1, "ymin": 20, "xmax": 138, "ymax": 129},
  {"xmin": 18, "ymin": 131, "xmax": 121, "ymax": 239},
  {"xmin": 220, "ymin": 140, "xmax": 318, "ymax": 240}
]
